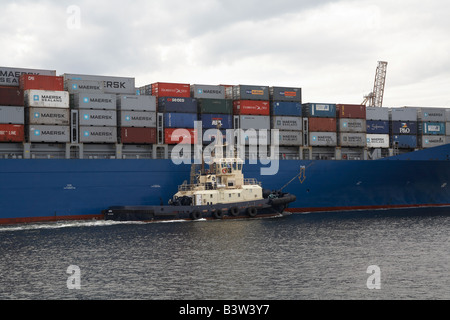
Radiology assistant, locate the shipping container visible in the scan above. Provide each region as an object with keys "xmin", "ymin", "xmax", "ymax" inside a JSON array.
[
  {"xmin": 138, "ymin": 85, "xmax": 152, "ymax": 96},
  {"xmin": 120, "ymin": 127, "xmax": 157, "ymax": 144},
  {"xmin": 28, "ymin": 107, "xmax": 70, "ymax": 126},
  {"xmin": 421, "ymin": 122, "xmax": 446, "ymax": 135},
  {"xmin": 309, "ymin": 132, "xmax": 337, "ymax": 147},
  {"xmin": 308, "ymin": 118, "xmax": 336, "ymax": 132},
  {"xmin": 446, "ymin": 109, "xmax": 450, "ymax": 122},
  {"xmin": 158, "ymin": 97, "xmax": 197, "ymax": 113},
  {"xmin": 338, "ymin": 119, "xmax": 366, "ymax": 133},
  {"xmin": 198, "ymin": 99, "xmax": 233, "ymax": 114},
  {"xmin": 65, "ymin": 79, "xmax": 104, "ymax": 94},
  {"xmin": 270, "ymin": 87, "xmax": 302, "ymax": 102},
  {"xmin": 152, "ymin": 82, "xmax": 190, "ymax": 98},
  {"xmin": 79, "ymin": 109, "xmax": 117, "ymax": 127},
  {"xmin": 118, "ymin": 111, "xmax": 156, "ymax": 128},
  {"xmin": 230, "ymin": 85, "xmax": 270, "ymax": 101},
  {"xmin": 117, "ymin": 95, "xmax": 156, "ymax": 112},
  {"xmin": 392, "ymin": 135, "xmax": 417, "ymax": 149},
  {"xmin": 234, "ymin": 115, "xmax": 270, "ymax": 130},
  {"xmin": 0, "ymin": 124, "xmax": 24, "ymax": 142},
  {"xmin": 199, "ymin": 114, "xmax": 232, "ymax": 129},
  {"xmin": 303, "ymin": 103, "xmax": 337, "ymax": 118},
  {"xmin": 391, "ymin": 121, "xmax": 417, "ymax": 135},
  {"xmin": 339, "ymin": 133, "xmax": 366, "ymax": 147},
  {"xmin": 0, "ymin": 87, "xmax": 24, "ymax": 106},
  {"xmin": 271, "ymin": 116, "xmax": 303, "ymax": 131},
  {"xmin": 421, "ymin": 135, "xmax": 446, "ymax": 148},
  {"xmin": 28, "ymin": 125, "xmax": 70, "ymax": 143},
  {"xmin": 164, "ymin": 113, "xmax": 198, "ymax": 129},
  {"xmin": 233, "ymin": 100, "xmax": 270, "ymax": 116},
  {"xmin": 277, "ymin": 131, "xmax": 303, "ymax": 146},
  {"xmin": 72, "ymin": 93, "xmax": 116, "ymax": 110},
  {"xmin": 0, "ymin": 67, "xmax": 56, "ymax": 87},
  {"xmin": 79, "ymin": 126, "xmax": 117, "ymax": 144},
  {"xmin": 366, "ymin": 134, "xmax": 390, "ymax": 148},
  {"xmin": 337, "ymin": 104, "xmax": 366, "ymax": 119},
  {"xmin": 19, "ymin": 74, "xmax": 64, "ymax": 91},
  {"xmin": 418, "ymin": 108, "xmax": 446, "ymax": 122},
  {"xmin": 164, "ymin": 128, "xmax": 197, "ymax": 144},
  {"xmin": 24, "ymin": 90, "xmax": 69, "ymax": 109},
  {"xmin": 191, "ymin": 84, "xmax": 225, "ymax": 99},
  {"xmin": 366, "ymin": 120, "xmax": 389, "ymax": 134},
  {"xmin": 239, "ymin": 129, "xmax": 270, "ymax": 145},
  {"xmin": 446, "ymin": 122, "xmax": 450, "ymax": 136},
  {"xmin": 202, "ymin": 129, "xmax": 230, "ymax": 145},
  {"xmin": 63, "ymin": 73, "xmax": 135, "ymax": 95},
  {"xmin": 391, "ymin": 107, "xmax": 417, "ymax": 121},
  {"xmin": 366, "ymin": 107, "xmax": 389, "ymax": 121},
  {"xmin": 0, "ymin": 106, "xmax": 24, "ymax": 124},
  {"xmin": 271, "ymin": 102, "xmax": 302, "ymax": 117}
]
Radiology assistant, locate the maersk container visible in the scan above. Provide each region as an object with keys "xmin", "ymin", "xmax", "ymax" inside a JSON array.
[
  {"xmin": 270, "ymin": 87, "xmax": 302, "ymax": 102},
  {"xmin": 63, "ymin": 73, "xmax": 135, "ymax": 95},
  {"xmin": 230, "ymin": 85, "xmax": 270, "ymax": 101},
  {"xmin": 152, "ymin": 82, "xmax": 190, "ymax": 98},
  {"xmin": 0, "ymin": 67, "xmax": 56, "ymax": 87},
  {"xmin": 164, "ymin": 128, "xmax": 197, "ymax": 145},
  {"xmin": 0, "ymin": 87, "xmax": 24, "ymax": 106},
  {"xmin": 24, "ymin": 90, "xmax": 69, "ymax": 109},
  {"xmin": 303, "ymin": 103, "xmax": 336, "ymax": 118},
  {"xmin": 366, "ymin": 120, "xmax": 389, "ymax": 134},
  {"xmin": 199, "ymin": 114, "xmax": 232, "ymax": 129},
  {"xmin": 72, "ymin": 93, "xmax": 116, "ymax": 110},
  {"xmin": 164, "ymin": 113, "xmax": 198, "ymax": 129},
  {"xmin": 233, "ymin": 100, "xmax": 270, "ymax": 116},
  {"xmin": 118, "ymin": 111, "xmax": 156, "ymax": 128},
  {"xmin": 79, "ymin": 110, "xmax": 117, "ymax": 127},
  {"xmin": 366, "ymin": 134, "xmax": 390, "ymax": 149},
  {"xmin": 271, "ymin": 102, "xmax": 302, "ymax": 117},
  {"xmin": 0, "ymin": 106, "xmax": 24, "ymax": 125},
  {"xmin": 0, "ymin": 124, "xmax": 24, "ymax": 142},
  {"xmin": 271, "ymin": 116, "xmax": 303, "ymax": 131},
  {"xmin": 337, "ymin": 104, "xmax": 366, "ymax": 119},
  {"xmin": 309, "ymin": 132, "xmax": 337, "ymax": 147},
  {"xmin": 277, "ymin": 131, "xmax": 303, "ymax": 146},
  {"xmin": 28, "ymin": 125, "xmax": 70, "ymax": 143},
  {"xmin": 28, "ymin": 107, "xmax": 70, "ymax": 126},
  {"xmin": 65, "ymin": 79, "xmax": 104, "ymax": 94},
  {"xmin": 308, "ymin": 118, "xmax": 336, "ymax": 132},
  {"xmin": 422, "ymin": 122, "xmax": 446, "ymax": 135},
  {"xmin": 79, "ymin": 126, "xmax": 117, "ymax": 144},
  {"xmin": 120, "ymin": 127, "xmax": 157, "ymax": 144},
  {"xmin": 391, "ymin": 121, "xmax": 417, "ymax": 135},
  {"xmin": 197, "ymin": 99, "xmax": 233, "ymax": 114},
  {"xmin": 158, "ymin": 97, "xmax": 197, "ymax": 113},
  {"xmin": 19, "ymin": 74, "xmax": 64, "ymax": 91},
  {"xmin": 117, "ymin": 95, "xmax": 156, "ymax": 112},
  {"xmin": 339, "ymin": 133, "xmax": 366, "ymax": 147},
  {"xmin": 392, "ymin": 135, "xmax": 417, "ymax": 149},
  {"xmin": 191, "ymin": 84, "xmax": 225, "ymax": 99},
  {"xmin": 421, "ymin": 135, "xmax": 446, "ymax": 148},
  {"xmin": 338, "ymin": 119, "xmax": 366, "ymax": 133},
  {"xmin": 418, "ymin": 108, "xmax": 446, "ymax": 122},
  {"xmin": 235, "ymin": 115, "xmax": 270, "ymax": 130},
  {"xmin": 366, "ymin": 107, "xmax": 389, "ymax": 121},
  {"xmin": 391, "ymin": 108, "xmax": 417, "ymax": 121}
]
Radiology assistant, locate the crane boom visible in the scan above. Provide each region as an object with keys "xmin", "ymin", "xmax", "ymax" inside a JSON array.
[{"xmin": 363, "ymin": 61, "xmax": 388, "ymax": 107}]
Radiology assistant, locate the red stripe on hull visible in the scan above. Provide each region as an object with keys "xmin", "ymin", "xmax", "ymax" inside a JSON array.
[
  {"xmin": 286, "ymin": 203, "xmax": 450, "ymax": 213},
  {"xmin": 0, "ymin": 214, "xmax": 104, "ymax": 226}
]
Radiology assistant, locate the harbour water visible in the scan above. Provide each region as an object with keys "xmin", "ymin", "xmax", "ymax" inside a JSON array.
[{"xmin": 0, "ymin": 209, "xmax": 449, "ymax": 300}]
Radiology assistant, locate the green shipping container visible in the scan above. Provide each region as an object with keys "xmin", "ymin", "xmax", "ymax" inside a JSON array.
[{"xmin": 197, "ymin": 99, "xmax": 233, "ymax": 114}]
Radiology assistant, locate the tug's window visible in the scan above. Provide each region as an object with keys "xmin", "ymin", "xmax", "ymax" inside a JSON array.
[
  {"xmin": 210, "ymin": 194, "xmax": 213, "ymax": 198},
  {"xmin": 238, "ymin": 164, "xmax": 242, "ymax": 171},
  {"xmin": 232, "ymin": 162, "xmax": 237, "ymax": 171}
]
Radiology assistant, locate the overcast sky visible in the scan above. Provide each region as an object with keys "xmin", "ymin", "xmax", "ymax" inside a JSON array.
[{"xmin": 1, "ymin": 0, "xmax": 449, "ymax": 107}]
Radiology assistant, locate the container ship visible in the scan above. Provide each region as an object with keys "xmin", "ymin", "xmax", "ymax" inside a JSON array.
[{"xmin": 1, "ymin": 66, "xmax": 450, "ymax": 225}]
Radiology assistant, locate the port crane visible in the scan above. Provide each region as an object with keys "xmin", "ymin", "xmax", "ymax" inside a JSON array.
[{"xmin": 362, "ymin": 61, "xmax": 388, "ymax": 107}]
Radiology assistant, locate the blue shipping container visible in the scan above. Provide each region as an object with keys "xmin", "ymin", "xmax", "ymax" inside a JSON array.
[
  {"xmin": 366, "ymin": 120, "xmax": 389, "ymax": 134},
  {"xmin": 200, "ymin": 114, "xmax": 232, "ymax": 129},
  {"xmin": 422, "ymin": 122, "xmax": 446, "ymax": 135},
  {"xmin": 392, "ymin": 135, "xmax": 417, "ymax": 149},
  {"xmin": 164, "ymin": 113, "xmax": 198, "ymax": 128},
  {"xmin": 304, "ymin": 103, "xmax": 336, "ymax": 118},
  {"xmin": 158, "ymin": 97, "xmax": 197, "ymax": 113},
  {"xmin": 391, "ymin": 121, "xmax": 418, "ymax": 135},
  {"xmin": 271, "ymin": 102, "xmax": 302, "ymax": 117}
]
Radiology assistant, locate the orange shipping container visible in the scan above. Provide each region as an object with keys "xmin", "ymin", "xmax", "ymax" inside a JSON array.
[
  {"xmin": 233, "ymin": 100, "xmax": 270, "ymax": 116},
  {"xmin": 308, "ymin": 118, "xmax": 336, "ymax": 132},
  {"xmin": 20, "ymin": 74, "xmax": 64, "ymax": 91},
  {"xmin": 164, "ymin": 128, "xmax": 198, "ymax": 145},
  {"xmin": 336, "ymin": 104, "xmax": 366, "ymax": 119},
  {"xmin": 0, "ymin": 124, "xmax": 25, "ymax": 142}
]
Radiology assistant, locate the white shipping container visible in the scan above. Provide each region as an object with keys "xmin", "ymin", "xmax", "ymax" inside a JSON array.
[
  {"xmin": 79, "ymin": 126, "xmax": 117, "ymax": 143},
  {"xmin": 391, "ymin": 107, "xmax": 418, "ymax": 121},
  {"xmin": 271, "ymin": 116, "xmax": 303, "ymax": 131},
  {"xmin": 421, "ymin": 135, "xmax": 446, "ymax": 148},
  {"xmin": 366, "ymin": 107, "xmax": 390, "ymax": 121},
  {"xmin": 63, "ymin": 73, "xmax": 135, "ymax": 95},
  {"xmin": 24, "ymin": 90, "xmax": 69, "ymax": 109},
  {"xmin": 235, "ymin": 115, "xmax": 270, "ymax": 130},
  {"xmin": 117, "ymin": 95, "xmax": 156, "ymax": 112},
  {"xmin": 277, "ymin": 131, "xmax": 303, "ymax": 146},
  {"xmin": 309, "ymin": 132, "xmax": 337, "ymax": 147},
  {"xmin": 28, "ymin": 107, "xmax": 70, "ymax": 126},
  {"xmin": 191, "ymin": 84, "xmax": 226, "ymax": 99},
  {"xmin": 118, "ymin": 111, "xmax": 157, "ymax": 128},
  {"xmin": 79, "ymin": 109, "xmax": 117, "ymax": 127},
  {"xmin": 28, "ymin": 125, "xmax": 70, "ymax": 143},
  {"xmin": 366, "ymin": 134, "xmax": 390, "ymax": 148},
  {"xmin": 339, "ymin": 132, "xmax": 366, "ymax": 147},
  {"xmin": 339, "ymin": 119, "xmax": 366, "ymax": 133}
]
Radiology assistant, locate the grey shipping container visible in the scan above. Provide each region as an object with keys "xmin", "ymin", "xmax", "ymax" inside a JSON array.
[
  {"xmin": 235, "ymin": 115, "xmax": 270, "ymax": 130},
  {"xmin": 391, "ymin": 107, "xmax": 417, "ymax": 121},
  {"xmin": 421, "ymin": 135, "xmax": 446, "ymax": 148},
  {"xmin": 72, "ymin": 93, "xmax": 116, "ymax": 110},
  {"xmin": 28, "ymin": 107, "xmax": 70, "ymax": 126},
  {"xmin": 309, "ymin": 132, "xmax": 337, "ymax": 147},
  {"xmin": 63, "ymin": 73, "xmax": 135, "ymax": 95},
  {"xmin": 79, "ymin": 126, "xmax": 117, "ymax": 143},
  {"xmin": 237, "ymin": 129, "xmax": 270, "ymax": 145},
  {"xmin": 418, "ymin": 108, "xmax": 446, "ymax": 122},
  {"xmin": 118, "ymin": 111, "xmax": 156, "ymax": 128},
  {"xmin": 339, "ymin": 119, "xmax": 366, "ymax": 133},
  {"xmin": 0, "ymin": 106, "xmax": 24, "ymax": 124},
  {"xmin": 25, "ymin": 90, "xmax": 69, "ymax": 109},
  {"xmin": 0, "ymin": 66, "xmax": 56, "ymax": 87},
  {"xmin": 366, "ymin": 107, "xmax": 390, "ymax": 121},
  {"xmin": 28, "ymin": 125, "xmax": 70, "ymax": 143},
  {"xmin": 117, "ymin": 95, "xmax": 156, "ymax": 112},
  {"xmin": 277, "ymin": 131, "xmax": 303, "ymax": 146},
  {"xmin": 270, "ymin": 87, "xmax": 302, "ymax": 102},
  {"xmin": 230, "ymin": 85, "xmax": 270, "ymax": 101},
  {"xmin": 339, "ymin": 132, "xmax": 366, "ymax": 147},
  {"xmin": 191, "ymin": 85, "xmax": 226, "ymax": 99},
  {"xmin": 446, "ymin": 122, "xmax": 450, "ymax": 136},
  {"xmin": 79, "ymin": 109, "xmax": 117, "ymax": 127},
  {"xmin": 446, "ymin": 109, "xmax": 450, "ymax": 122},
  {"xmin": 271, "ymin": 116, "xmax": 303, "ymax": 131},
  {"xmin": 65, "ymin": 79, "xmax": 104, "ymax": 94},
  {"xmin": 366, "ymin": 134, "xmax": 390, "ymax": 148}
]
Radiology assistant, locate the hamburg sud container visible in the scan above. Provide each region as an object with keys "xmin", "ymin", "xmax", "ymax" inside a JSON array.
[
  {"xmin": 164, "ymin": 113, "xmax": 197, "ymax": 129},
  {"xmin": 65, "ymin": 79, "xmax": 104, "ymax": 94},
  {"xmin": 198, "ymin": 99, "xmax": 233, "ymax": 114},
  {"xmin": 118, "ymin": 111, "xmax": 156, "ymax": 128},
  {"xmin": 117, "ymin": 95, "xmax": 156, "ymax": 112},
  {"xmin": 63, "ymin": 73, "xmax": 135, "ymax": 95},
  {"xmin": 191, "ymin": 85, "xmax": 225, "ymax": 99},
  {"xmin": 421, "ymin": 135, "xmax": 446, "ymax": 148},
  {"xmin": 28, "ymin": 125, "xmax": 70, "ymax": 143},
  {"xmin": 233, "ymin": 100, "xmax": 270, "ymax": 116},
  {"xmin": 365, "ymin": 107, "xmax": 389, "ymax": 121},
  {"xmin": 0, "ymin": 124, "xmax": 24, "ymax": 142},
  {"xmin": 392, "ymin": 135, "xmax": 417, "ymax": 148},
  {"xmin": 120, "ymin": 127, "xmax": 157, "ymax": 144},
  {"xmin": 152, "ymin": 82, "xmax": 190, "ymax": 98},
  {"xmin": 72, "ymin": 93, "xmax": 116, "ymax": 110},
  {"xmin": 308, "ymin": 118, "xmax": 336, "ymax": 132},
  {"xmin": 339, "ymin": 133, "xmax": 366, "ymax": 147},
  {"xmin": 79, "ymin": 126, "xmax": 117, "ymax": 143},
  {"xmin": 271, "ymin": 116, "xmax": 303, "ymax": 131},
  {"xmin": 303, "ymin": 103, "xmax": 336, "ymax": 118},
  {"xmin": 338, "ymin": 119, "xmax": 366, "ymax": 133},
  {"xmin": 271, "ymin": 102, "xmax": 302, "ymax": 117},
  {"xmin": 270, "ymin": 87, "xmax": 302, "ymax": 102},
  {"xmin": 422, "ymin": 122, "xmax": 446, "ymax": 135},
  {"xmin": 79, "ymin": 110, "xmax": 117, "ymax": 127},
  {"xmin": 199, "ymin": 114, "xmax": 232, "ymax": 129},
  {"xmin": 158, "ymin": 97, "xmax": 197, "ymax": 113},
  {"xmin": 0, "ymin": 106, "xmax": 24, "ymax": 124},
  {"xmin": 24, "ymin": 90, "xmax": 69, "ymax": 109},
  {"xmin": 309, "ymin": 132, "xmax": 337, "ymax": 147},
  {"xmin": 337, "ymin": 104, "xmax": 366, "ymax": 119},
  {"xmin": 366, "ymin": 134, "xmax": 390, "ymax": 148},
  {"xmin": 28, "ymin": 107, "xmax": 70, "ymax": 126},
  {"xmin": 366, "ymin": 120, "xmax": 389, "ymax": 134},
  {"xmin": 230, "ymin": 85, "xmax": 270, "ymax": 101},
  {"xmin": 391, "ymin": 121, "xmax": 417, "ymax": 135},
  {"xmin": 165, "ymin": 128, "xmax": 197, "ymax": 144},
  {"xmin": 0, "ymin": 87, "xmax": 24, "ymax": 106},
  {"xmin": 0, "ymin": 66, "xmax": 56, "ymax": 87},
  {"xmin": 19, "ymin": 74, "xmax": 64, "ymax": 91}
]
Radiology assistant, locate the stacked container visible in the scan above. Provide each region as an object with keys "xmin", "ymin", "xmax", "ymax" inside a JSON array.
[
  {"xmin": 0, "ymin": 86, "xmax": 25, "ymax": 142},
  {"xmin": 365, "ymin": 107, "xmax": 390, "ymax": 149},
  {"xmin": 303, "ymin": 103, "xmax": 337, "ymax": 147},
  {"xmin": 336, "ymin": 104, "xmax": 366, "ymax": 148},
  {"xmin": 418, "ymin": 107, "xmax": 446, "ymax": 148},
  {"xmin": 391, "ymin": 107, "xmax": 418, "ymax": 149},
  {"xmin": 446, "ymin": 109, "xmax": 450, "ymax": 145}
]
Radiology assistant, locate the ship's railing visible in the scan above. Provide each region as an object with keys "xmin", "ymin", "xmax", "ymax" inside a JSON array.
[
  {"xmin": 178, "ymin": 183, "xmax": 217, "ymax": 192},
  {"xmin": 244, "ymin": 178, "xmax": 262, "ymax": 186}
]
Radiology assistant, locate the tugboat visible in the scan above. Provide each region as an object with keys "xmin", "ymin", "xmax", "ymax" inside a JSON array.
[{"xmin": 103, "ymin": 130, "xmax": 296, "ymax": 222}]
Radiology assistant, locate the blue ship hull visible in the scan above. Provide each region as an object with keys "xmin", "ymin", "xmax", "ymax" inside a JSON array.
[{"xmin": 1, "ymin": 145, "xmax": 450, "ymax": 224}]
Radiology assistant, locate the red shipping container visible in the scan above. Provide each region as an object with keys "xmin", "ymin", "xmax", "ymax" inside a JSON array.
[
  {"xmin": 0, "ymin": 124, "xmax": 25, "ymax": 142},
  {"xmin": 0, "ymin": 87, "xmax": 24, "ymax": 106},
  {"xmin": 308, "ymin": 118, "xmax": 337, "ymax": 132},
  {"xmin": 152, "ymin": 82, "xmax": 190, "ymax": 98},
  {"xmin": 336, "ymin": 104, "xmax": 366, "ymax": 119},
  {"xmin": 19, "ymin": 74, "xmax": 64, "ymax": 91},
  {"xmin": 164, "ymin": 128, "xmax": 198, "ymax": 145},
  {"xmin": 233, "ymin": 100, "xmax": 270, "ymax": 116},
  {"xmin": 120, "ymin": 127, "xmax": 157, "ymax": 144}
]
